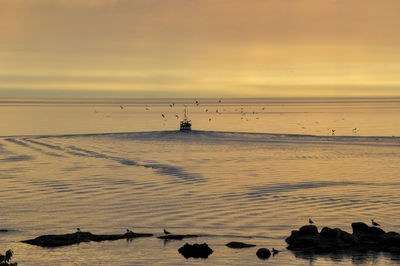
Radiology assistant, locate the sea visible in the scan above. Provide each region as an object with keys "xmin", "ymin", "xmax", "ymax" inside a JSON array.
[{"xmin": 1, "ymin": 98, "xmax": 400, "ymax": 265}]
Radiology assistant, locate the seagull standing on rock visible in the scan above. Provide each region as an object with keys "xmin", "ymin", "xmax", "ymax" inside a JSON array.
[
  {"xmin": 164, "ymin": 229, "xmax": 171, "ymax": 235},
  {"xmin": 309, "ymin": 218, "xmax": 314, "ymax": 224},
  {"xmin": 272, "ymin": 248, "xmax": 279, "ymax": 256},
  {"xmin": 371, "ymin": 219, "xmax": 380, "ymax": 226}
]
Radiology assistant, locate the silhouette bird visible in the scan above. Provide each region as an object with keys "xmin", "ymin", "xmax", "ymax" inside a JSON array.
[
  {"xmin": 272, "ymin": 248, "xmax": 279, "ymax": 255},
  {"xmin": 372, "ymin": 219, "xmax": 380, "ymax": 226},
  {"xmin": 161, "ymin": 114, "xmax": 165, "ymax": 118},
  {"xmin": 309, "ymin": 218, "xmax": 314, "ymax": 224},
  {"xmin": 164, "ymin": 228, "xmax": 171, "ymax": 235},
  {"xmin": 126, "ymin": 228, "xmax": 132, "ymax": 233},
  {"xmin": 76, "ymin": 228, "xmax": 81, "ymax": 232}
]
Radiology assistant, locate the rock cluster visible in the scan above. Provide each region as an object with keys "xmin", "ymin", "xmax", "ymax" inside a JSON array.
[{"xmin": 286, "ymin": 222, "xmax": 400, "ymax": 253}]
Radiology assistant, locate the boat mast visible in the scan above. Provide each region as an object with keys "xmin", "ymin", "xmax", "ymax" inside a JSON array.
[{"xmin": 183, "ymin": 106, "xmax": 188, "ymax": 121}]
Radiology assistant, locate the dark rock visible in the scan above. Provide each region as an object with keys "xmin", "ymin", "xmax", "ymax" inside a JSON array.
[
  {"xmin": 226, "ymin": 241, "xmax": 256, "ymax": 248},
  {"xmin": 256, "ymin": 248, "xmax": 271, "ymax": 259},
  {"xmin": 286, "ymin": 223, "xmax": 400, "ymax": 255},
  {"xmin": 351, "ymin": 222, "xmax": 370, "ymax": 234},
  {"xmin": 178, "ymin": 243, "xmax": 213, "ymax": 259},
  {"xmin": 285, "ymin": 230, "xmax": 300, "ymax": 245},
  {"xmin": 299, "ymin": 225, "xmax": 318, "ymax": 236},
  {"xmin": 352, "ymin": 222, "xmax": 385, "ymax": 235},
  {"xmin": 388, "ymin": 246, "xmax": 400, "ymax": 253},
  {"xmin": 22, "ymin": 231, "xmax": 153, "ymax": 247},
  {"xmin": 158, "ymin": 234, "xmax": 198, "ymax": 240},
  {"xmin": 0, "ymin": 229, "xmax": 9, "ymax": 232},
  {"xmin": 320, "ymin": 227, "xmax": 339, "ymax": 239}
]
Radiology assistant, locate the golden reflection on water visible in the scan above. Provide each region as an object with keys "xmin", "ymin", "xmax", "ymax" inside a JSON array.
[{"xmin": 1, "ymin": 98, "xmax": 400, "ymax": 265}]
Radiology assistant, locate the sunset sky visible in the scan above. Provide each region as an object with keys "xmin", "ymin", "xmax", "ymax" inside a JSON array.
[{"xmin": 1, "ymin": 0, "xmax": 400, "ymax": 98}]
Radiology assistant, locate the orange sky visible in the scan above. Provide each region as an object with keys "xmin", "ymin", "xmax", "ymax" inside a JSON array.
[{"xmin": 1, "ymin": 0, "xmax": 400, "ymax": 97}]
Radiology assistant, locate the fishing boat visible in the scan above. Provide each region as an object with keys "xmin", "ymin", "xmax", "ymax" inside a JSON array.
[{"xmin": 180, "ymin": 107, "xmax": 192, "ymax": 131}]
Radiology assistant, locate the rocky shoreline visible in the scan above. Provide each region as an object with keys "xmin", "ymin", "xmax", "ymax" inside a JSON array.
[{"xmin": 18, "ymin": 221, "xmax": 400, "ymax": 261}]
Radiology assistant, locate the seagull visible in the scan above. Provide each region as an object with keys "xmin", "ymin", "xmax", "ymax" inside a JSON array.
[
  {"xmin": 164, "ymin": 228, "xmax": 171, "ymax": 235},
  {"xmin": 309, "ymin": 218, "xmax": 314, "ymax": 224},
  {"xmin": 272, "ymin": 248, "xmax": 279, "ymax": 255},
  {"xmin": 371, "ymin": 219, "xmax": 380, "ymax": 226},
  {"xmin": 76, "ymin": 228, "xmax": 81, "ymax": 232},
  {"xmin": 126, "ymin": 228, "xmax": 133, "ymax": 233}
]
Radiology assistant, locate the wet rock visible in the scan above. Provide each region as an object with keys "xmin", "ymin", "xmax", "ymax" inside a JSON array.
[
  {"xmin": 226, "ymin": 241, "xmax": 256, "ymax": 248},
  {"xmin": 178, "ymin": 243, "xmax": 213, "ymax": 258},
  {"xmin": 158, "ymin": 234, "xmax": 198, "ymax": 240},
  {"xmin": 0, "ymin": 249, "xmax": 17, "ymax": 266},
  {"xmin": 256, "ymin": 248, "xmax": 271, "ymax": 259},
  {"xmin": 22, "ymin": 231, "xmax": 153, "ymax": 247},
  {"xmin": 352, "ymin": 222, "xmax": 385, "ymax": 236},
  {"xmin": 299, "ymin": 225, "xmax": 319, "ymax": 236},
  {"xmin": 286, "ymin": 223, "xmax": 400, "ymax": 254}
]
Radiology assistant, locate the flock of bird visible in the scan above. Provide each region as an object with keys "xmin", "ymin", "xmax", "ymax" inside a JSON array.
[{"xmin": 95, "ymin": 99, "xmax": 361, "ymax": 135}]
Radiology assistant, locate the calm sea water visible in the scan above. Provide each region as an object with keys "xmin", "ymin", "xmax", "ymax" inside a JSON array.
[{"xmin": 1, "ymin": 98, "xmax": 400, "ymax": 265}]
